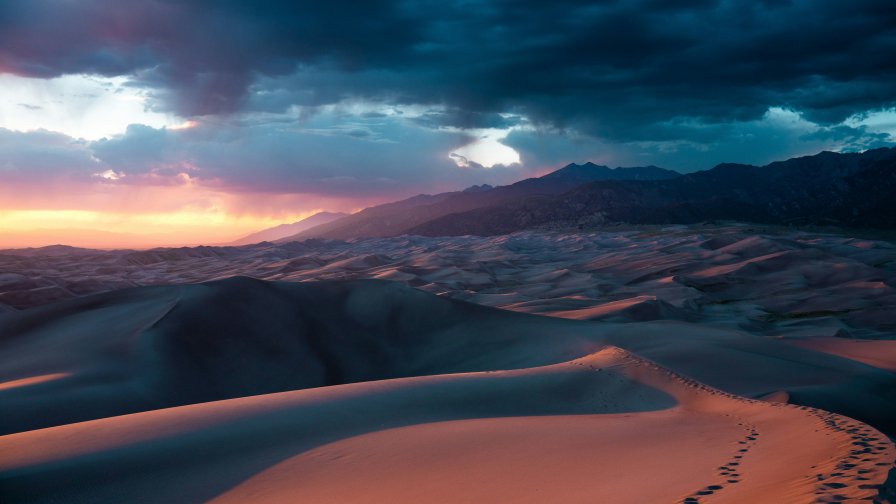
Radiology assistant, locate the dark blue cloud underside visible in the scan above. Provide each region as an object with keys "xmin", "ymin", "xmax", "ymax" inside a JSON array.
[{"xmin": 1, "ymin": 0, "xmax": 894, "ymax": 138}]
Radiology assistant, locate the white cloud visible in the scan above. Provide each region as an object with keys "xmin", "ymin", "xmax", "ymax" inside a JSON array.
[
  {"xmin": 0, "ymin": 73, "xmax": 183, "ymax": 140},
  {"xmin": 94, "ymin": 169, "xmax": 125, "ymax": 181},
  {"xmin": 449, "ymin": 128, "xmax": 521, "ymax": 168},
  {"xmin": 844, "ymin": 108, "xmax": 896, "ymax": 140}
]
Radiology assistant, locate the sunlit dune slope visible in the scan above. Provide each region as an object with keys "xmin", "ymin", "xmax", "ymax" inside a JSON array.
[{"xmin": 1, "ymin": 347, "xmax": 891, "ymax": 503}]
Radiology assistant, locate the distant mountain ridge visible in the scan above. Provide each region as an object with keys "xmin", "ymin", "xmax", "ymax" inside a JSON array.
[
  {"xmin": 408, "ymin": 147, "xmax": 896, "ymax": 236},
  {"xmin": 541, "ymin": 162, "xmax": 677, "ymax": 183},
  {"xmin": 280, "ymin": 164, "xmax": 679, "ymax": 241},
  {"xmin": 231, "ymin": 211, "xmax": 348, "ymax": 245},
  {"xmin": 0, "ymin": 244, "xmax": 103, "ymax": 257}
]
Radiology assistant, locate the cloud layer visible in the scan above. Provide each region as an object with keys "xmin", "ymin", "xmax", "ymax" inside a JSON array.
[{"xmin": 2, "ymin": 0, "xmax": 895, "ymax": 136}]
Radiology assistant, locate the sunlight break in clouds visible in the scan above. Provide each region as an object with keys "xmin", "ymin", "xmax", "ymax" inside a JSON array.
[
  {"xmin": 450, "ymin": 128, "xmax": 521, "ymax": 168},
  {"xmin": 0, "ymin": 73, "xmax": 182, "ymax": 140},
  {"xmin": 845, "ymin": 108, "xmax": 896, "ymax": 140}
]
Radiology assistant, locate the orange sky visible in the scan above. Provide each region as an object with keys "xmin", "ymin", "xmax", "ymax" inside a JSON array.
[{"xmin": 0, "ymin": 181, "xmax": 370, "ymax": 249}]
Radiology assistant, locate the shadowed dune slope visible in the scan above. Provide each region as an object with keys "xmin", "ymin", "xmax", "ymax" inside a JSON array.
[{"xmin": 0, "ymin": 277, "xmax": 596, "ymax": 434}]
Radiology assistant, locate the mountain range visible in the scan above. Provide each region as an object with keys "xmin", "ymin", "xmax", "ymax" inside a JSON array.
[
  {"xmin": 231, "ymin": 211, "xmax": 348, "ymax": 245},
  {"xmin": 278, "ymin": 148, "xmax": 896, "ymax": 240},
  {"xmin": 276, "ymin": 164, "xmax": 679, "ymax": 241},
  {"xmin": 410, "ymin": 147, "xmax": 896, "ymax": 236}
]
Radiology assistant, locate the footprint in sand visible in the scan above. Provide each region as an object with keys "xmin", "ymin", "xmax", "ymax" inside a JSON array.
[{"xmin": 681, "ymin": 419, "xmax": 757, "ymax": 502}]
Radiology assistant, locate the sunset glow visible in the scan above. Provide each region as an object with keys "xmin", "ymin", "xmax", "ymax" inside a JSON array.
[
  {"xmin": 0, "ymin": 177, "xmax": 361, "ymax": 248},
  {"xmin": 0, "ymin": 208, "xmax": 322, "ymax": 249}
]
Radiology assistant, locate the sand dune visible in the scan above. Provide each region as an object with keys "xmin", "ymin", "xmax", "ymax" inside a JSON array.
[
  {"xmin": 603, "ymin": 322, "xmax": 896, "ymax": 436},
  {"xmin": 2, "ymin": 227, "xmax": 895, "ymax": 501},
  {"xmin": 787, "ymin": 337, "xmax": 896, "ymax": 372},
  {"xmin": 545, "ymin": 294, "xmax": 696, "ymax": 322},
  {"xmin": 3, "ymin": 277, "xmax": 894, "ymax": 438},
  {"xmin": 2, "ymin": 226, "xmax": 894, "ymax": 341},
  {"xmin": 0, "ymin": 278, "xmax": 596, "ymax": 434},
  {"xmin": 1, "ymin": 347, "xmax": 891, "ymax": 503}
]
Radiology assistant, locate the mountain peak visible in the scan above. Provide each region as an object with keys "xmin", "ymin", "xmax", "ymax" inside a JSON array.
[
  {"xmin": 542, "ymin": 163, "xmax": 679, "ymax": 182},
  {"xmin": 462, "ymin": 184, "xmax": 494, "ymax": 193}
]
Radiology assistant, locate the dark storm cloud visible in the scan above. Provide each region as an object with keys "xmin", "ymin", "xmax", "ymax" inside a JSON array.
[
  {"xmin": 411, "ymin": 110, "xmax": 525, "ymax": 130},
  {"xmin": 0, "ymin": 0, "xmax": 423, "ymax": 115},
  {"xmin": 1, "ymin": 0, "xmax": 895, "ymax": 141},
  {"xmin": 0, "ymin": 128, "xmax": 97, "ymax": 180}
]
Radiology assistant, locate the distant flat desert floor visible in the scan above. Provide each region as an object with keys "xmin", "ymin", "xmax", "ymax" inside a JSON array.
[{"xmin": 1, "ymin": 224, "xmax": 895, "ymax": 502}]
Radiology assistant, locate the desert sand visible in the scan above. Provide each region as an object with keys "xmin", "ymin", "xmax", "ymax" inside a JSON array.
[
  {"xmin": 787, "ymin": 337, "xmax": 896, "ymax": 373},
  {"xmin": 2, "ymin": 347, "xmax": 892, "ymax": 503},
  {"xmin": 1, "ymin": 226, "xmax": 895, "ymax": 502},
  {"xmin": 2, "ymin": 225, "xmax": 894, "ymax": 340}
]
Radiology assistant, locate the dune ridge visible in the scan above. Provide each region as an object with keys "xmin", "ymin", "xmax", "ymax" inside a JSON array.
[
  {"xmin": 1, "ymin": 346, "xmax": 891, "ymax": 503},
  {"xmin": 3, "ymin": 277, "xmax": 895, "ymax": 438}
]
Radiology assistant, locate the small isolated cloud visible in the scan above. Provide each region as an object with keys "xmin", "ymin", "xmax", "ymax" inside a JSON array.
[
  {"xmin": 94, "ymin": 169, "xmax": 124, "ymax": 181},
  {"xmin": 449, "ymin": 152, "xmax": 472, "ymax": 168}
]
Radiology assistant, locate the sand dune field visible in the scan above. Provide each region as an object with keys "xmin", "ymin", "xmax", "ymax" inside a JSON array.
[{"xmin": 1, "ymin": 226, "xmax": 895, "ymax": 502}]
